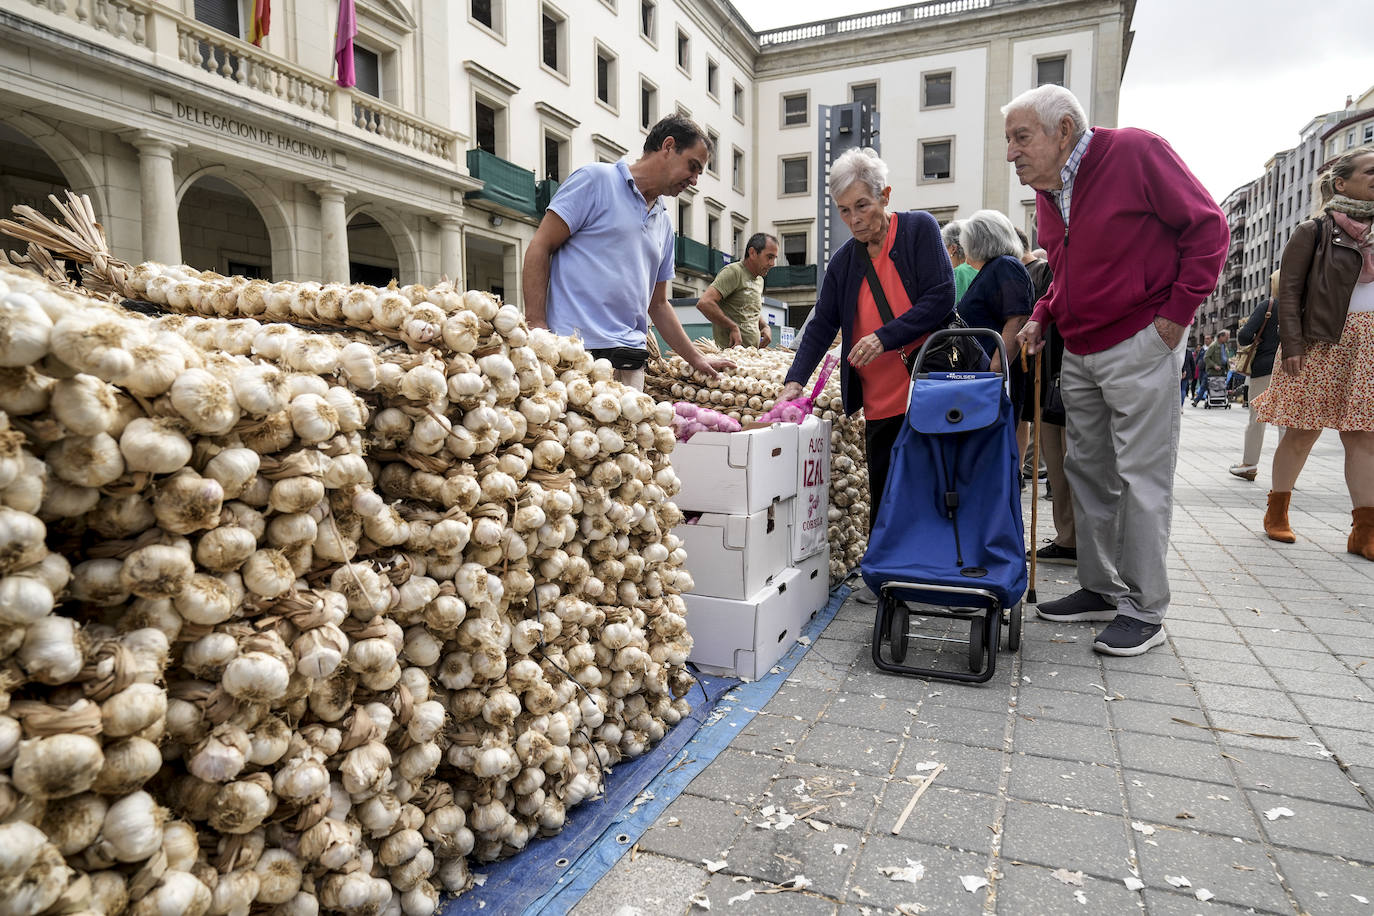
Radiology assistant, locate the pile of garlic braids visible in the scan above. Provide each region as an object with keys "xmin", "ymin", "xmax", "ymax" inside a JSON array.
[
  {"xmin": 0, "ymin": 261, "xmax": 697, "ymax": 916},
  {"xmin": 646, "ymin": 343, "xmax": 870, "ymax": 582}
]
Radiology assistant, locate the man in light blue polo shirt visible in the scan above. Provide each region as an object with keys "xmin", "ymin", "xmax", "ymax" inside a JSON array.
[{"xmin": 522, "ymin": 114, "xmax": 733, "ymax": 389}]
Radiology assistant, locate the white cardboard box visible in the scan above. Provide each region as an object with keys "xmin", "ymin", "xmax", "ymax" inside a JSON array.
[
  {"xmin": 685, "ymin": 566, "xmax": 805, "ymax": 680},
  {"xmin": 675, "ymin": 502, "xmax": 791, "ymax": 600},
  {"xmin": 788, "ymin": 548, "xmax": 831, "ymax": 627},
  {"xmin": 792, "ymin": 416, "xmax": 832, "ymax": 563},
  {"xmin": 671, "ymin": 424, "xmax": 799, "ymax": 514}
]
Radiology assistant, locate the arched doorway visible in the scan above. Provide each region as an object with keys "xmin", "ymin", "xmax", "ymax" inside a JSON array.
[
  {"xmin": 347, "ymin": 211, "xmax": 401, "ymax": 286},
  {"xmin": 178, "ymin": 176, "xmax": 274, "ymax": 278},
  {"xmin": 0, "ymin": 123, "xmax": 78, "ymax": 251}
]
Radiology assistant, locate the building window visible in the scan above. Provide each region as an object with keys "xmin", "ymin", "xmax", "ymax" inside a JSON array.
[
  {"xmin": 781, "ymin": 92, "xmax": 808, "ymax": 127},
  {"xmin": 194, "ymin": 0, "xmax": 241, "ymax": 35},
  {"xmin": 707, "ymin": 214, "xmax": 720, "ymax": 250},
  {"xmin": 851, "ymin": 82, "xmax": 878, "ymax": 112},
  {"xmin": 470, "ymin": 0, "xmax": 504, "ymax": 36},
  {"xmin": 676, "ymin": 28, "xmax": 690, "ymax": 74},
  {"xmin": 732, "ymin": 148, "xmax": 744, "ymax": 193},
  {"xmin": 922, "ymin": 70, "xmax": 952, "ymax": 109},
  {"xmin": 540, "ymin": 5, "xmax": 568, "ymax": 76},
  {"xmin": 706, "ymin": 129, "xmax": 719, "ymax": 175},
  {"xmin": 781, "ymin": 156, "xmax": 808, "ymax": 195},
  {"xmin": 595, "ymin": 44, "xmax": 617, "ymax": 109},
  {"xmin": 677, "ymin": 199, "xmax": 691, "ymax": 238},
  {"xmin": 543, "ymin": 132, "xmax": 567, "ymax": 182},
  {"xmin": 354, "ymin": 46, "xmax": 381, "ymax": 98},
  {"xmin": 706, "ymin": 58, "xmax": 719, "ymax": 99},
  {"xmin": 732, "ymin": 225, "xmax": 743, "ymax": 257},
  {"xmin": 473, "ymin": 95, "xmax": 509, "ymax": 158},
  {"xmin": 640, "ymin": 0, "xmax": 655, "ymax": 42},
  {"xmin": 920, "ymin": 138, "xmax": 953, "ymax": 182},
  {"xmin": 640, "ymin": 76, "xmax": 658, "ymax": 130},
  {"xmin": 1365, "ymin": 124, "xmax": 1374, "ymax": 143},
  {"xmin": 1035, "ymin": 54, "xmax": 1067, "ymax": 87},
  {"xmin": 733, "ymin": 81, "xmax": 745, "ymax": 122},
  {"xmin": 782, "ymin": 232, "xmax": 807, "ymax": 266}
]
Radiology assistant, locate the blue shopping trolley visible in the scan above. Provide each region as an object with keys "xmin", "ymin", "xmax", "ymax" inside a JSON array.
[{"xmin": 861, "ymin": 328, "xmax": 1026, "ymax": 683}]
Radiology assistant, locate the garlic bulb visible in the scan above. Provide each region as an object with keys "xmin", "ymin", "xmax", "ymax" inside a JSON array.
[
  {"xmin": 50, "ymin": 373, "xmax": 119, "ymax": 436},
  {"xmin": 92, "ymin": 736, "xmax": 163, "ymax": 795},
  {"xmin": 18, "ymin": 615, "xmax": 84, "ymax": 684},
  {"xmin": 253, "ymin": 849, "xmax": 303, "ymax": 905},
  {"xmin": 0, "ymin": 290, "xmax": 54, "ymax": 367},
  {"xmin": 44, "ymin": 431, "xmax": 124, "ymax": 487},
  {"xmin": 130, "ymin": 870, "xmax": 212, "ymax": 916},
  {"xmin": 98, "ymin": 790, "xmax": 165, "ymax": 862},
  {"xmin": 12, "ymin": 732, "xmax": 105, "ymax": 799},
  {"xmin": 222, "ymin": 652, "xmax": 291, "ymax": 703},
  {"xmin": 120, "ymin": 544, "xmax": 195, "ymax": 599},
  {"xmin": 203, "ymin": 448, "xmax": 260, "ymax": 499},
  {"xmin": 170, "ymin": 368, "xmax": 239, "ymax": 435}
]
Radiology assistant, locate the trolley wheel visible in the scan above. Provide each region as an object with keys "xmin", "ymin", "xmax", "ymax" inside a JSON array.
[
  {"xmin": 888, "ymin": 598, "xmax": 909, "ymax": 664},
  {"xmin": 1004, "ymin": 601, "xmax": 1022, "ymax": 653},
  {"xmin": 968, "ymin": 618, "xmax": 984, "ymax": 671}
]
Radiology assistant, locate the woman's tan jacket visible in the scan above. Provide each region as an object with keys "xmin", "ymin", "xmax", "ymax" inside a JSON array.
[{"xmin": 1276, "ymin": 213, "xmax": 1365, "ymax": 357}]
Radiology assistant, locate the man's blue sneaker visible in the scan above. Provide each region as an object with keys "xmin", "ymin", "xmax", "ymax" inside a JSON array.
[{"xmin": 1093, "ymin": 616, "xmax": 1167, "ymax": 656}]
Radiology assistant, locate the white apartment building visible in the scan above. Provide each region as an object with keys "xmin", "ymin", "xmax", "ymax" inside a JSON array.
[{"xmin": 1, "ymin": 0, "xmax": 1133, "ymax": 324}]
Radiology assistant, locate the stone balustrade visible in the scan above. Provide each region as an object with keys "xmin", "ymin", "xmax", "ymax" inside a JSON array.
[{"xmin": 759, "ymin": 0, "xmax": 995, "ymax": 46}]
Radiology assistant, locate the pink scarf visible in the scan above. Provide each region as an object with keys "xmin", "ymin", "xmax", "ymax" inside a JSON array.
[{"xmin": 1331, "ymin": 211, "xmax": 1374, "ymax": 283}]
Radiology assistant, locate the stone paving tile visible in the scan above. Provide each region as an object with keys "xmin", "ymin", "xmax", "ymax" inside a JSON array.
[
  {"xmin": 1101, "ymin": 669, "xmax": 1200, "ymax": 707},
  {"xmin": 763, "ymin": 684, "xmax": 837, "ymax": 721},
  {"xmin": 1113, "ymin": 732, "xmax": 1234, "ymax": 784},
  {"xmin": 684, "ymin": 748, "xmax": 787, "ymax": 805},
  {"xmin": 791, "ymin": 721, "xmax": 902, "ymax": 776},
  {"xmin": 569, "ymin": 850, "xmax": 708, "ymax": 916},
  {"xmin": 1123, "ymin": 769, "xmax": 1259, "ymax": 840},
  {"xmin": 815, "ymin": 616, "xmax": 874, "ymax": 643},
  {"xmin": 995, "ymin": 861, "xmax": 1144, "ymax": 914},
  {"xmin": 1289, "ymin": 694, "xmax": 1372, "ymax": 731},
  {"xmin": 1107, "ymin": 697, "xmax": 1210, "ymax": 738},
  {"xmin": 637, "ymin": 793, "xmax": 750, "ymax": 862},
  {"xmin": 1271, "ymin": 847, "xmax": 1374, "ymax": 916},
  {"xmin": 1141, "ymin": 888, "xmax": 1288, "ymax": 915},
  {"xmin": 1313, "ymin": 724, "xmax": 1374, "ymax": 770},
  {"xmin": 846, "ymin": 835, "xmax": 988, "ymax": 913},
  {"xmin": 1246, "ymin": 628, "xmax": 1335, "ymax": 652},
  {"xmin": 820, "ymin": 692, "xmax": 918, "ymax": 734},
  {"xmin": 732, "ymin": 712, "xmax": 812, "ymax": 756},
  {"xmin": 1017, "ymin": 661, "xmax": 1108, "ymax": 694},
  {"xmin": 999, "ymin": 802, "xmax": 1133, "ymax": 879},
  {"xmin": 910, "ymin": 702, "xmax": 1009, "ymax": 751},
  {"xmin": 1179, "ymin": 656, "xmax": 1283, "ymax": 690},
  {"xmin": 1192, "ymin": 682, "xmax": 1305, "ymax": 721},
  {"xmin": 920, "ymin": 679, "xmax": 1017, "ymax": 714},
  {"xmin": 895, "ymin": 737, "xmax": 1006, "ymax": 794},
  {"xmin": 770, "ymin": 761, "xmax": 886, "ymax": 832},
  {"xmin": 1205, "ymin": 711, "xmax": 1324, "ymax": 756},
  {"xmin": 1170, "ymin": 637, "xmax": 1262, "ymax": 665},
  {"xmin": 694, "ymin": 874, "xmax": 840, "ymax": 914},
  {"xmin": 1247, "ymin": 790, "xmax": 1374, "ymax": 860},
  {"xmin": 1011, "ymin": 715, "xmax": 1116, "ymax": 764},
  {"xmin": 838, "ymin": 666, "xmax": 934, "ymax": 702},
  {"xmin": 786, "ymin": 653, "xmax": 853, "ymax": 691},
  {"xmin": 872, "ymin": 784, "xmax": 999, "ymax": 854},
  {"xmin": 720, "ymin": 821, "xmax": 863, "ymax": 900},
  {"xmin": 1016, "ymin": 631, "xmax": 1100, "ymax": 667},
  {"xmin": 1005, "ymin": 753, "xmax": 1123, "ymax": 814},
  {"xmin": 1095, "ymin": 645, "xmax": 1192, "ymax": 679},
  {"xmin": 1135, "ymin": 831, "xmax": 1290, "ymax": 913},
  {"xmin": 1164, "ymin": 619, "xmax": 1247, "ymax": 644},
  {"xmin": 1228, "ymin": 745, "xmax": 1370, "ymax": 808},
  {"xmin": 1014, "ymin": 685, "xmax": 1111, "ymax": 727}
]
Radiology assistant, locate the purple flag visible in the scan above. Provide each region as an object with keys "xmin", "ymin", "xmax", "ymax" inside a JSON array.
[{"xmin": 335, "ymin": 0, "xmax": 357, "ymax": 88}]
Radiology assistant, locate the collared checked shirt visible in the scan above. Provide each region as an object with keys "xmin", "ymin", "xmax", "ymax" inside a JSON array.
[{"xmin": 1051, "ymin": 128, "xmax": 1093, "ymax": 226}]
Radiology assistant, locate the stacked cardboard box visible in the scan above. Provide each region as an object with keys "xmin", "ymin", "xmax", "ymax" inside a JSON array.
[{"xmin": 672, "ymin": 419, "xmax": 833, "ymax": 679}]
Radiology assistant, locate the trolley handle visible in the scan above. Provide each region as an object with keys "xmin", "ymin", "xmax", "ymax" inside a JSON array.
[{"xmin": 910, "ymin": 326, "xmax": 1009, "ymax": 379}]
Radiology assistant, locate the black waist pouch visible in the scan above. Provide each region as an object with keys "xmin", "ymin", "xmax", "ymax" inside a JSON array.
[{"xmin": 588, "ymin": 346, "xmax": 650, "ymax": 370}]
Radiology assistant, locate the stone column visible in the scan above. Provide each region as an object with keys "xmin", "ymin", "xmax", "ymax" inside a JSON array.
[
  {"xmin": 311, "ymin": 183, "xmax": 350, "ymax": 283},
  {"xmin": 436, "ymin": 216, "xmax": 463, "ymax": 284},
  {"xmin": 124, "ymin": 132, "xmax": 183, "ymax": 265}
]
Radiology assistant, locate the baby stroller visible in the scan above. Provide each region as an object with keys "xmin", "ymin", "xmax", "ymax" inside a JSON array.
[
  {"xmin": 1205, "ymin": 374, "xmax": 1231, "ymax": 409},
  {"xmin": 861, "ymin": 328, "xmax": 1026, "ymax": 683}
]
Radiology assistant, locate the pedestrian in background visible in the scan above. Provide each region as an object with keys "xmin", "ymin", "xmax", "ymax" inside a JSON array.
[
  {"xmin": 1181, "ymin": 342, "xmax": 1196, "ymax": 406},
  {"xmin": 1190, "ymin": 333, "xmax": 1212, "ymax": 406},
  {"xmin": 697, "ymin": 232, "xmax": 778, "ymax": 349},
  {"xmin": 942, "ymin": 219, "xmax": 977, "ymax": 303},
  {"xmin": 1006, "ymin": 84, "xmax": 1227, "ymax": 656},
  {"xmin": 1253, "ymin": 146, "xmax": 1374, "ymax": 559},
  {"xmin": 1229, "ymin": 270, "xmax": 1282, "ymax": 480}
]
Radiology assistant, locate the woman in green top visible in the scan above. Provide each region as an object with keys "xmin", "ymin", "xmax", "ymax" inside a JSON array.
[{"xmin": 942, "ymin": 219, "xmax": 977, "ymax": 303}]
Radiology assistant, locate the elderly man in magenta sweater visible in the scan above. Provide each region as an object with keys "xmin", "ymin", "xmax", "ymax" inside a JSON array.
[{"xmin": 1007, "ymin": 85, "xmax": 1228, "ymax": 656}]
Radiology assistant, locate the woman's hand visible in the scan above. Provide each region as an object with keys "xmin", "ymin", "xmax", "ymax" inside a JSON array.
[
  {"xmin": 779, "ymin": 381, "xmax": 804, "ymax": 402},
  {"xmin": 848, "ymin": 333, "xmax": 885, "ymax": 369},
  {"xmin": 1282, "ymin": 354, "xmax": 1304, "ymax": 376}
]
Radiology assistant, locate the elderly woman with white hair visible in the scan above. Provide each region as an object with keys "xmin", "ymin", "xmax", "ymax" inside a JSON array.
[
  {"xmin": 956, "ymin": 209, "xmax": 1035, "ymax": 420},
  {"xmin": 780, "ymin": 148, "xmax": 980, "ymax": 598}
]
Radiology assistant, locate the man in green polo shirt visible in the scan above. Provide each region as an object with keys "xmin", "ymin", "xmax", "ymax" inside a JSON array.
[{"xmin": 697, "ymin": 232, "xmax": 779, "ymax": 348}]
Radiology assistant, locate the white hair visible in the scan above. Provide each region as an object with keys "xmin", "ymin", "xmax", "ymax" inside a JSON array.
[
  {"xmin": 940, "ymin": 220, "xmax": 965, "ymax": 257},
  {"xmin": 960, "ymin": 210, "xmax": 1023, "ymax": 263},
  {"xmin": 1001, "ymin": 84, "xmax": 1088, "ymax": 137},
  {"xmin": 827, "ymin": 147, "xmax": 889, "ymax": 200}
]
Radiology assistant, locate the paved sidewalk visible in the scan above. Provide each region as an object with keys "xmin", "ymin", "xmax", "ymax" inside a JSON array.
[{"xmin": 575, "ymin": 406, "xmax": 1374, "ymax": 915}]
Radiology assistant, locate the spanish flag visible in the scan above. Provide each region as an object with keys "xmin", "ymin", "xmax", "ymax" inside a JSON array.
[{"xmin": 249, "ymin": 0, "xmax": 270, "ymax": 46}]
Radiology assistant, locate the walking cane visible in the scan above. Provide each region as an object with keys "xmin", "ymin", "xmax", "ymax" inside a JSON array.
[{"xmin": 1021, "ymin": 347, "xmax": 1042, "ymax": 604}]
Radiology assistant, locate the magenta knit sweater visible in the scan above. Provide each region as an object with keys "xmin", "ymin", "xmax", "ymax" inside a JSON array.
[{"xmin": 1030, "ymin": 127, "xmax": 1228, "ymax": 356}]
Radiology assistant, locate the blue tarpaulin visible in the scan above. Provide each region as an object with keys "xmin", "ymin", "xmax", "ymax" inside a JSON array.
[{"xmin": 442, "ymin": 582, "xmax": 851, "ymax": 915}]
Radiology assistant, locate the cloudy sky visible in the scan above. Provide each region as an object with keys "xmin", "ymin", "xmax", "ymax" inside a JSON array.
[{"xmin": 731, "ymin": 0, "xmax": 1372, "ymax": 202}]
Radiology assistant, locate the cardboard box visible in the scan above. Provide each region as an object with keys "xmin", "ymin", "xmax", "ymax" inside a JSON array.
[
  {"xmin": 672, "ymin": 424, "xmax": 798, "ymax": 514},
  {"xmin": 787, "ymin": 548, "xmax": 831, "ymax": 627},
  {"xmin": 675, "ymin": 502, "xmax": 791, "ymax": 600},
  {"xmin": 792, "ymin": 416, "xmax": 832, "ymax": 563},
  {"xmin": 685, "ymin": 567, "xmax": 805, "ymax": 680}
]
